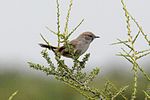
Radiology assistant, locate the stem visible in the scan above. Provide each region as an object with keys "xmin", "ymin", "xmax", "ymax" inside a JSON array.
[
  {"xmin": 121, "ymin": 0, "xmax": 138, "ymax": 99},
  {"xmin": 131, "ymin": 64, "xmax": 138, "ymax": 100},
  {"xmin": 64, "ymin": 0, "xmax": 73, "ymax": 36},
  {"xmin": 56, "ymin": 0, "xmax": 61, "ymax": 47}
]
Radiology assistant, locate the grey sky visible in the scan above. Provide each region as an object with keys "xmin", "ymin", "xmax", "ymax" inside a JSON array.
[{"xmin": 0, "ymin": 0, "xmax": 150, "ymax": 73}]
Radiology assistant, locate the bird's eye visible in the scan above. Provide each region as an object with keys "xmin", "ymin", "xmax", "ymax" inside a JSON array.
[{"xmin": 88, "ymin": 35, "xmax": 92, "ymax": 37}]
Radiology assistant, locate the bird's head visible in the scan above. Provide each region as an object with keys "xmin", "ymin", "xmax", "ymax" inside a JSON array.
[{"xmin": 77, "ymin": 32, "xmax": 100, "ymax": 43}]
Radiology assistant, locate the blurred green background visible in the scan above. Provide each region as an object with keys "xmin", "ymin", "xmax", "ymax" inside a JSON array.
[{"xmin": 0, "ymin": 63, "xmax": 149, "ymax": 100}]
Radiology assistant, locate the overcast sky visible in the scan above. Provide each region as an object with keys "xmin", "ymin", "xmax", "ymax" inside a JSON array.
[{"xmin": 0, "ymin": 0, "xmax": 150, "ymax": 73}]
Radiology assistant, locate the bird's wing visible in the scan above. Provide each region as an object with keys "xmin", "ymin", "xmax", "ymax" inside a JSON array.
[
  {"xmin": 58, "ymin": 40, "xmax": 78, "ymax": 53},
  {"xmin": 70, "ymin": 39, "xmax": 79, "ymax": 48},
  {"xmin": 70, "ymin": 39, "xmax": 83, "ymax": 56},
  {"xmin": 58, "ymin": 46, "xmax": 65, "ymax": 52}
]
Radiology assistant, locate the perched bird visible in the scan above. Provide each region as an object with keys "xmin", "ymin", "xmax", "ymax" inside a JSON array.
[{"xmin": 39, "ymin": 32, "xmax": 99, "ymax": 58}]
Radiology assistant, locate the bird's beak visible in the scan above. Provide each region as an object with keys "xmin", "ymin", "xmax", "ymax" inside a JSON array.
[{"xmin": 94, "ymin": 36, "xmax": 100, "ymax": 38}]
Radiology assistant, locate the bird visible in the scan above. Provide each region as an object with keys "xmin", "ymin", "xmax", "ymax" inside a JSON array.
[{"xmin": 39, "ymin": 32, "xmax": 100, "ymax": 58}]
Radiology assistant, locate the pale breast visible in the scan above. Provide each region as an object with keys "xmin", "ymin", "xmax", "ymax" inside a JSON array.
[{"xmin": 75, "ymin": 41, "xmax": 90, "ymax": 55}]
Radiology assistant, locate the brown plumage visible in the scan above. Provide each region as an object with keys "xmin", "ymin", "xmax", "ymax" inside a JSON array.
[{"xmin": 39, "ymin": 32, "xmax": 99, "ymax": 58}]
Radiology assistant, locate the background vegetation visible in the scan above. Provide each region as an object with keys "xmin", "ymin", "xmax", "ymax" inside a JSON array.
[{"xmin": 0, "ymin": 67, "xmax": 149, "ymax": 100}]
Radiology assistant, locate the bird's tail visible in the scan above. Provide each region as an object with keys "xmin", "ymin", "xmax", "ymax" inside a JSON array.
[{"xmin": 39, "ymin": 43, "xmax": 57, "ymax": 51}]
